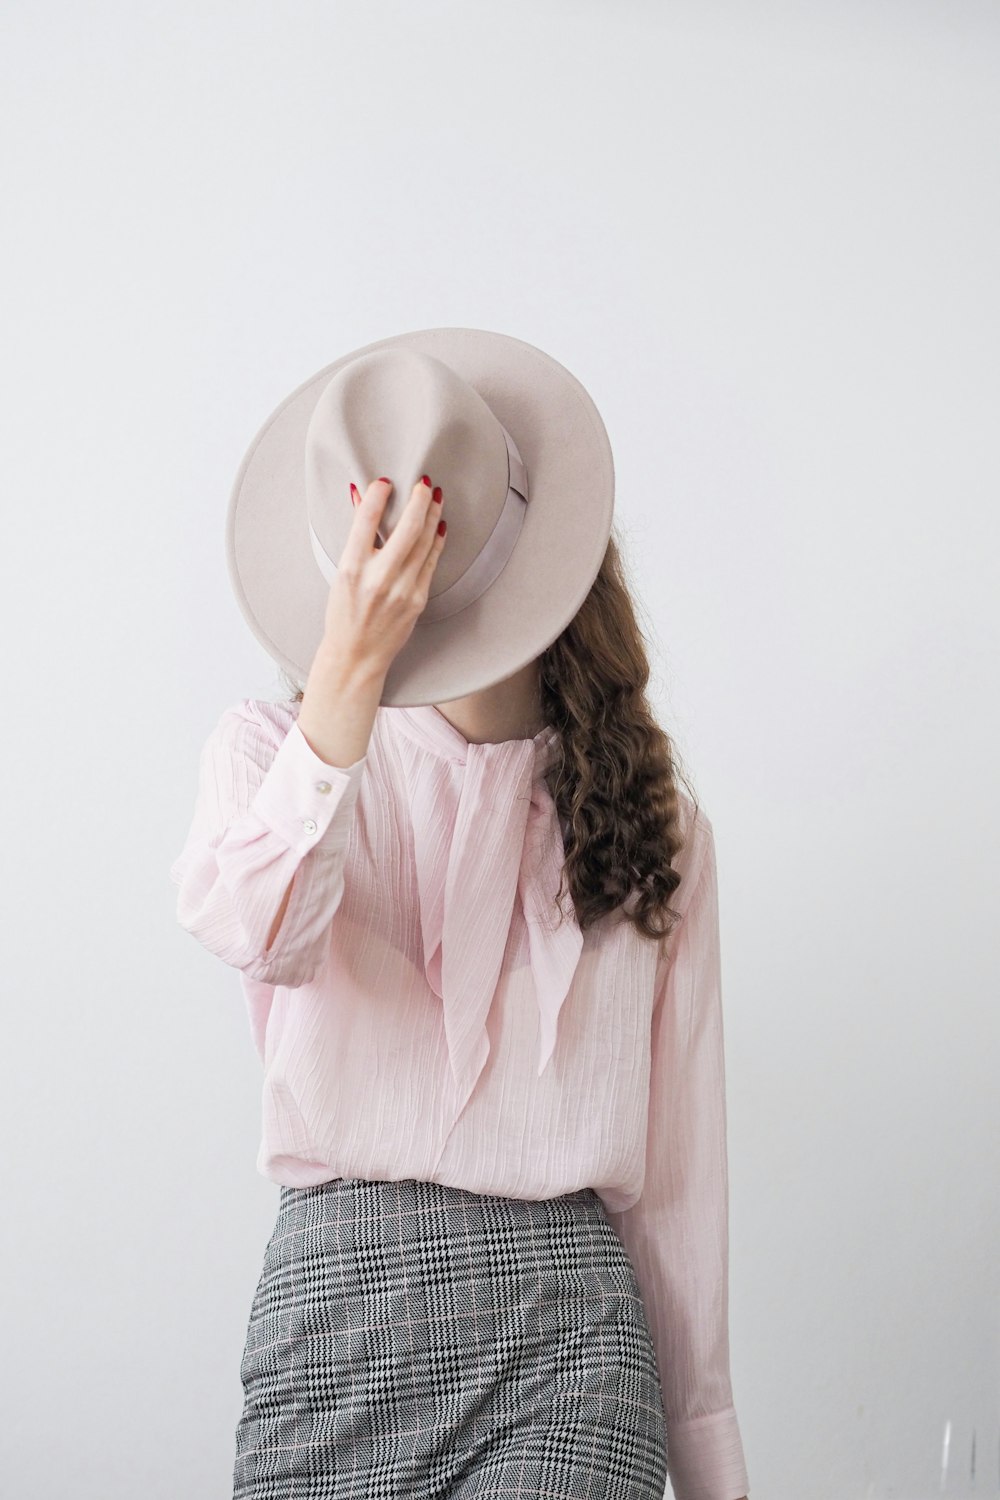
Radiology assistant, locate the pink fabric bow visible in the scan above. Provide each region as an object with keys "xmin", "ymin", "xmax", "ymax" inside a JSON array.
[{"xmin": 390, "ymin": 705, "xmax": 584, "ymax": 1120}]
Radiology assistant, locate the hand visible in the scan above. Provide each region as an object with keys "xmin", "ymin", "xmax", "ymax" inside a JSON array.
[{"xmin": 320, "ymin": 475, "xmax": 447, "ymax": 680}]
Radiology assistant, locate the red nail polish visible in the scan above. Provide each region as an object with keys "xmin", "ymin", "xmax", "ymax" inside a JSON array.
[
  {"xmin": 432, "ymin": 486, "xmax": 442, "ymax": 503},
  {"xmin": 421, "ymin": 474, "xmax": 431, "ymax": 487},
  {"xmin": 437, "ymin": 519, "xmax": 446, "ymax": 536},
  {"xmin": 378, "ymin": 477, "xmax": 391, "ymax": 484}
]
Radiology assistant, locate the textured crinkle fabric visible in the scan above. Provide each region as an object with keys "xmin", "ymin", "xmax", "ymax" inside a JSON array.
[{"xmin": 170, "ymin": 695, "xmax": 749, "ymax": 1500}]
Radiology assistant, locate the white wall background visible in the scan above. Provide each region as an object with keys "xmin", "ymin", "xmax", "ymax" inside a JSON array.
[{"xmin": 2, "ymin": 2, "xmax": 996, "ymax": 1497}]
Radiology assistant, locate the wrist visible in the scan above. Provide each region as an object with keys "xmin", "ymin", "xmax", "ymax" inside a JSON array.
[{"xmin": 308, "ymin": 642, "xmax": 386, "ymax": 696}]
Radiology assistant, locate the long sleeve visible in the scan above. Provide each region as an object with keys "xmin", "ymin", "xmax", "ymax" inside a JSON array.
[
  {"xmin": 605, "ymin": 814, "xmax": 749, "ymax": 1500},
  {"xmin": 169, "ymin": 700, "xmax": 367, "ymax": 988}
]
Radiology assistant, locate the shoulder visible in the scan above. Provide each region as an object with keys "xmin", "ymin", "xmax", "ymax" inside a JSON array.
[
  {"xmin": 210, "ymin": 696, "xmax": 393, "ymax": 780},
  {"xmin": 205, "ymin": 695, "xmax": 304, "ymax": 759},
  {"xmin": 652, "ymin": 791, "xmax": 716, "ymax": 970},
  {"xmin": 223, "ymin": 694, "xmax": 302, "ymax": 729},
  {"xmin": 674, "ymin": 786, "xmax": 715, "ymax": 884}
]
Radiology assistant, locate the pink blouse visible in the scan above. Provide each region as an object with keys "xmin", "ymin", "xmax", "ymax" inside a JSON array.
[{"xmin": 170, "ymin": 695, "xmax": 750, "ymax": 1500}]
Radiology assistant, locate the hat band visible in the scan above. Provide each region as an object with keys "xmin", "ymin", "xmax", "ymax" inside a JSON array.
[{"xmin": 308, "ymin": 422, "xmax": 528, "ymax": 624}]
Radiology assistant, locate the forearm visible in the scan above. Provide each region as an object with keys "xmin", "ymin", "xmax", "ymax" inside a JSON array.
[{"xmin": 296, "ymin": 644, "xmax": 386, "ymax": 769}]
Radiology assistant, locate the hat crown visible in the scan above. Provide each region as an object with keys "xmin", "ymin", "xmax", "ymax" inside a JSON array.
[{"xmin": 305, "ymin": 348, "xmax": 513, "ymax": 601}]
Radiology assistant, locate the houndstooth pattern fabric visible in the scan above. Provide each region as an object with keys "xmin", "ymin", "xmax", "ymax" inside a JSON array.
[{"xmin": 233, "ymin": 1176, "xmax": 668, "ymax": 1498}]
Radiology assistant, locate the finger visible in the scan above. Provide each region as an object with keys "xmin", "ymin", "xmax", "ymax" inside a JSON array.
[
  {"xmin": 414, "ymin": 512, "xmax": 447, "ymax": 596},
  {"xmin": 377, "ymin": 475, "xmax": 437, "ymax": 570},
  {"xmin": 398, "ymin": 483, "xmax": 446, "ymax": 588},
  {"xmin": 340, "ymin": 477, "xmax": 391, "ymax": 565}
]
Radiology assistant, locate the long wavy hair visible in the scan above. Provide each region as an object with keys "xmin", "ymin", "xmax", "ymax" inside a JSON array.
[{"xmin": 279, "ymin": 530, "xmax": 699, "ymax": 946}]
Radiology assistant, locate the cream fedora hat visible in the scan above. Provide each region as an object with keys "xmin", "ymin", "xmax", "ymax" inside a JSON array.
[{"xmin": 225, "ymin": 326, "xmax": 615, "ymax": 706}]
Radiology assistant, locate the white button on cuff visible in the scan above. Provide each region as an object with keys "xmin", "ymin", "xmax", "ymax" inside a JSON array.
[
  {"xmin": 302, "ymin": 818, "xmax": 318, "ymax": 834},
  {"xmin": 316, "ymin": 781, "xmax": 332, "ymax": 794}
]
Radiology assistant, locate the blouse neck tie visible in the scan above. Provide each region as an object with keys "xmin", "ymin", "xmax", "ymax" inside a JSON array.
[{"xmin": 389, "ymin": 703, "xmax": 584, "ymax": 1119}]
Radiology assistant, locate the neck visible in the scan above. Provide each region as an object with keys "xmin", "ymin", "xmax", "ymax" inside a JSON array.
[{"xmin": 433, "ymin": 659, "xmax": 547, "ymax": 745}]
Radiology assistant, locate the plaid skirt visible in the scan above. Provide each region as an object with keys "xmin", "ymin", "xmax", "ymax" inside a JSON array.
[{"xmin": 233, "ymin": 1176, "xmax": 668, "ymax": 1499}]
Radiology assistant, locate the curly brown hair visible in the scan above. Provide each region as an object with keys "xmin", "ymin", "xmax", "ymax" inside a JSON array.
[{"xmin": 279, "ymin": 531, "xmax": 699, "ymax": 947}]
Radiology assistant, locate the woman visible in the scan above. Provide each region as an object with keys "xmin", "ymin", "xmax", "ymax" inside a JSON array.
[{"xmin": 171, "ymin": 333, "xmax": 750, "ymax": 1500}]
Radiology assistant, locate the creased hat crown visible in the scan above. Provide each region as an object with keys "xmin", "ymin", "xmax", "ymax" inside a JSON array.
[{"xmin": 305, "ymin": 348, "xmax": 526, "ymax": 617}]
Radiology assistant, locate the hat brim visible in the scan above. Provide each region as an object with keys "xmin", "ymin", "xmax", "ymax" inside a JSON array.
[{"xmin": 225, "ymin": 326, "xmax": 615, "ymax": 706}]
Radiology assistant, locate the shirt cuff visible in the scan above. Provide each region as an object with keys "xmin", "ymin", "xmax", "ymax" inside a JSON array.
[
  {"xmin": 249, "ymin": 719, "xmax": 367, "ymax": 858},
  {"xmin": 666, "ymin": 1406, "xmax": 749, "ymax": 1500}
]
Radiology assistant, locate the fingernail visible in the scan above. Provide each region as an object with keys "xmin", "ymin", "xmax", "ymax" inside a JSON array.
[
  {"xmin": 350, "ymin": 483, "xmax": 360, "ymax": 500},
  {"xmin": 421, "ymin": 474, "xmax": 431, "ymax": 487},
  {"xmin": 432, "ymin": 486, "xmax": 443, "ymax": 503},
  {"xmin": 378, "ymin": 477, "xmax": 391, "ymax": 485}
]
